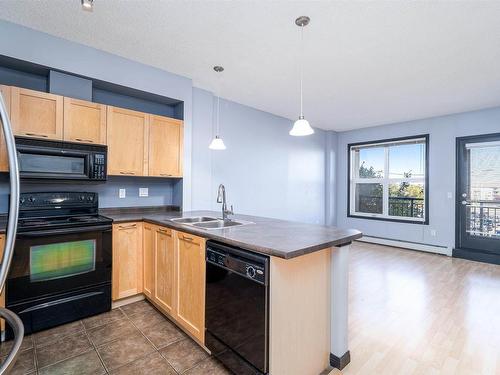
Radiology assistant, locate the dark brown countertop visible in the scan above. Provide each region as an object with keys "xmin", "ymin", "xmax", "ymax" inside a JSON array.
[{"xmin": 100, "ymin": 207, "xmax": 362, "ymax": 259}]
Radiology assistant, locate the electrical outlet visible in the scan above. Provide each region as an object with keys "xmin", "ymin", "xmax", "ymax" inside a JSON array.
[
  {"xmin": 430, "ymin": 229, "xmax": 437, "ymax": 237},
  {"xmin": 119, "ymin": 188, "xmax": 126, "ymax": 198},
  {"xmin": 139, "ymin": 188, "xmax": 149, "ymax": 197}
]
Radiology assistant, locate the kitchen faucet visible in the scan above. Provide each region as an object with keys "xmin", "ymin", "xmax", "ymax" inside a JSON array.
[{"xmin": 217, "ymin": 184, "xmax": 233, "ymax": 220}]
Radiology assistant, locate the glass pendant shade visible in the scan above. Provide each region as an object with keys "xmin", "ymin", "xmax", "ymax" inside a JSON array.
[
  {"xmin": 289, "ymin": 116, "xmax": 314, "ymax": 136},
  {"xmin": 209, "ymin": 136, "xmax": 226, "ymax": 150}
]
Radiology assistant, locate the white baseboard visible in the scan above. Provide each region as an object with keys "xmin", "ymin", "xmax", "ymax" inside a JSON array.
[{"xmin": 357, "ymin": 236, "xmax": 452, "ymax": 256}]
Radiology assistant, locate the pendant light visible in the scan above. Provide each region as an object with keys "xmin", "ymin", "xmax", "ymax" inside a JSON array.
[
  {"xmin": 209, "ymin": 66, "xmax": 227, "ymax": 150},
  {"xmin": 290, "ymin": 16, "xmax": 314, "ymax": 136}
]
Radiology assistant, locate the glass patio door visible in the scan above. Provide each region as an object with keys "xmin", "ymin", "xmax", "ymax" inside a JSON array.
[{"xmin": 456, "ymin": 134, "xmax": 500, "ymax": 257}]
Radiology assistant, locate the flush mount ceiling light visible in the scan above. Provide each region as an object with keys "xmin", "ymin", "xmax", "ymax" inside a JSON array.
[
  {"xmin": 209, "ymin": 66, "xmax": 227, "ymax": 150},
  {"xmin": 81, "ymin": 0, "xmax": 94, "ymax": 12},
  {"xmin": 289, "ymin": 16, "xmax": 315, "ymax": 137}
]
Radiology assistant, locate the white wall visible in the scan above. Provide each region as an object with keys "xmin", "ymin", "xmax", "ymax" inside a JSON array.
[
  {"xmin": 335, "ymin": 106, "xmax": 500, "ymax": 250},
  {"xmin": 192, "ymin": 88, "xmax": 327, "ymax": 224}
]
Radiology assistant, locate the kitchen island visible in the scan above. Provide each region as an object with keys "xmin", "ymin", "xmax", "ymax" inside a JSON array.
[{"xmin": 102, "ymin": 207, "xmax": 362, "ymax": 375}]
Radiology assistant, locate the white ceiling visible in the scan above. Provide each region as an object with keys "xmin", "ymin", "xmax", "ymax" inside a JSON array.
[{"xmin": 1, "ymin": 1, "xmax": 500, "ymax": 131}]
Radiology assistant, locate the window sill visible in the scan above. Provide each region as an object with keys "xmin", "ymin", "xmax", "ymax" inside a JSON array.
[{"xmin": 347, "ymin": 214, "xmax": 428, "ymax": 225}]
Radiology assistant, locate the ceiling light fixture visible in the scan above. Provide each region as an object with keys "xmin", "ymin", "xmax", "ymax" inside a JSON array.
[
  {"xmin": 81, "ymin": 0, "xmax": 94, "ymax": 12},
  {"xmin": 290, "ymin": 16, "xmax": 314, "ymax": 137},
  {"xmin": 209, "ymin": 66, "xmax": 227, "ymax": 150}
]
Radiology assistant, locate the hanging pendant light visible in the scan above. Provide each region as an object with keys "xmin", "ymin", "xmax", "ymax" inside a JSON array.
[
  {"xmin": 290, "ymin": 16, "xmax": 314, "ymax": 137},
  {"xmin": 209, "ymin": 66, "xmax": 227, "ymax": 150}
]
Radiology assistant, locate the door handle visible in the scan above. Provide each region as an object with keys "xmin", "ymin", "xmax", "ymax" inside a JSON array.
[{"xmin": 24, "ymin": 132, "xmax": 48, "ymax": 138}]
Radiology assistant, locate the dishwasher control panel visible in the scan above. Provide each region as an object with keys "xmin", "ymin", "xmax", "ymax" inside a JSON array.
[{"xmin": 206, "ymin": 243, "xmax": 268, "ymax": 285}]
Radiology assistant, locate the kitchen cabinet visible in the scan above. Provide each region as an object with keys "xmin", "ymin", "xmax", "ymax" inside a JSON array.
[
  {"xmin": 0, "ymin": 85, "xmax": 11, "ymax": 172},
  {"xmin": 174, "ymin": 231, "xmax": 206, "ymax": 342},
  {"xmin": 11, "ymin": 87, "xmax": 63, "ymax": 140},
  {"xmin": 107, "ymin": 106, "xmax": 149, "ymax": 176},
  {"xmin": 149, "ymin": 115, "xmax": 183, "ymax": 177},
  {"xmin": 154, "ymin": 226, "xmax": 175, "ymax": 314},
  {"xmin": 143, "ymin": 223, "xmax": 155, "ymax": 299},
  {"xmin": 112, "ymin": 222, "xmax": 143, "ymax": 300},
  {"xmin": 63, "ymin": 97, "xmax": 106, "ymax": 145}
]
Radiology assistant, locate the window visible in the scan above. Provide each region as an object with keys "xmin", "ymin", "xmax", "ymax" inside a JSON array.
[{"xmin": 348, "ymin": 135, "xmax": 429, "ymax": 224}]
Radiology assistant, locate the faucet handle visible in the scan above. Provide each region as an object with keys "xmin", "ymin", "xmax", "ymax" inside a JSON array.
[{"xmin": 229, "ymin": 205, "xmax": 234, "ymax": 214}]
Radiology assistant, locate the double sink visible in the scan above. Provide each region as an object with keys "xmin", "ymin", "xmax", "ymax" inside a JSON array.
[{"xmin": 170, "ymin": 216, "xmax": 251, "ymax": 230}]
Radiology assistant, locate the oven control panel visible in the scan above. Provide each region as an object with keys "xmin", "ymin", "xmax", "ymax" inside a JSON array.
[{"xmin": 19, "ymin": 192, "xmax": 99, "ymax": 209}]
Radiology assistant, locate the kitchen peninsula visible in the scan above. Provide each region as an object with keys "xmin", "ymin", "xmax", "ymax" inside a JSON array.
[{"xmin": 102, "ymin": 207, "xmax": 362, "ymax": 375}]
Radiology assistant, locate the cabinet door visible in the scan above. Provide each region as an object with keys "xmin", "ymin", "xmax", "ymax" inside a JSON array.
[
  {"xmin": 63, "ymin": 97, "xmax": 106, "ymax": 144},
  {"xmin": 112, "ymin": 222, "xmax": 143, "ymax": 300},
  {"xmin": 0, "ymin": 85, "xmax": 11, "ymax": 172},
  {"xmin": 11, "ymin": 87, "xmax": 63, "ymax": 140},
  {"xmin": 154, "ymin": 226, "xmax": 175, "ymax": 314},
  {"xmin": 175, "ymin": 231, "xmax": 206, "ymax": 342},
  {"xmin": 149, "ymin": 115, "xmax": 183, "ymax": 177},
  {"xmin": 107, "ymin": 106, "xmax": 148, "ymax": 176},
  {"xmin": 143, "ymin": 223, "xmax": 155, "ymax": 299}
]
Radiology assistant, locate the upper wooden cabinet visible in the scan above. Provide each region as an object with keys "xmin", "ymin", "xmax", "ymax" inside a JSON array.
[
  {"xmin": 0, "ymin": 85, "xmax": 11, "ymax": 172},
  {"xmin": 63, "ymin": 97, "xmax": 106, "ymax": 145},
  {"xmin": 107, "ymin": 106, "xmax": 149, "ymax": 176},
  {"xmin": 174, "ymin": 231, "xmax": 206, "ymax": 343},
  {"xmin": 149, "ymin": 115, "xmax": 183, "ymax": 177},
  {"xmin": 112, "ymin": 222, "xmax": 143, "ymax": 301},
  {"xmin": 11, "ymin": 87, "xmax": 63, "ymax": 140}
]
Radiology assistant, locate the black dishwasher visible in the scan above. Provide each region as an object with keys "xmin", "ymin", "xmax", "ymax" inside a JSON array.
[{"xmin": 205, "ymin": 241, "xmax": 269, "ymax": 375}]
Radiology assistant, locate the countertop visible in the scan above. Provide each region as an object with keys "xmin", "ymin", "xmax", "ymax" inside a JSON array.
[{"xmin": 100, "ymin": 207, "xmax": 362, "ymax": 259}]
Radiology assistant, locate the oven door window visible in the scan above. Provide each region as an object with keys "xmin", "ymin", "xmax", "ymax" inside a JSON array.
[
  {"xmin": 30, "ymin": 239, "xmax": 96, "ymax": 282},
  {"xmin": 18, "ymin": 151, "xmax": 88, "ymax": 178},
  {"xmin": 7, "ymin": 228, "xmax": 112, "ymax": 304}
]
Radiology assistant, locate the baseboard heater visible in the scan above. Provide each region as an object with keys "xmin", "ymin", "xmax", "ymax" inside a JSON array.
[{"xmin": 356, "ymin": 236, "xmax": 451, "ymax": 256}]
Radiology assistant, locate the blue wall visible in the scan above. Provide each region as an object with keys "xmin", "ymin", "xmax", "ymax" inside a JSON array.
[
  {"xmin": 0, "ymin": 20, "xmax": 194, "ymax": 210},
  {"xmin": 192, "ymin": 88, "xmax": 327, "ymax": 225},
  {"xmin": 335, "ymin": 106, "xmax": 500, "ymax": 251}
]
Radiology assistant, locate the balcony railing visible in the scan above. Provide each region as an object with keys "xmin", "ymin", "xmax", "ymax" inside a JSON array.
[
  {"xmin": 467, "ymin": 202, "xmax": 500, "ymax": 238},
  {"xmin": 357, "ymin": 196, "xmax": 424, "ymax": 218}
]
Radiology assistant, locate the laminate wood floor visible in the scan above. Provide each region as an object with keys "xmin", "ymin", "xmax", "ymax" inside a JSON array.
[{"xmin": 331, "ymin": 241, "xmax": 500, "ymax": 375}]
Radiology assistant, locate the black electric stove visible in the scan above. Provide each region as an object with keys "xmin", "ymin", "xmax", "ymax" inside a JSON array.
[{"xmin": 6, "ymin": 192, "xmax": 113, "ymax": 337}]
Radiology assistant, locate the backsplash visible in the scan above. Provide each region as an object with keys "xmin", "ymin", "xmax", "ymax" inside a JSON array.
[{"xmin": 0, "ymin": 175, "xmax": 182, "ymax": 212}]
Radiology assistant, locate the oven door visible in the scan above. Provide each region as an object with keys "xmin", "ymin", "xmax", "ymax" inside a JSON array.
[
  {"xmin": 17, "ymin": 144, "xmax": 91, "ymax": 180},
  {"xmin": 7, "ymin": 225, "xmax": 112, "ymax": 305}
]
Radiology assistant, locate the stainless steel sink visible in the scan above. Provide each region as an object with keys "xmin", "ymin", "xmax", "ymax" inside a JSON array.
[
  {"xmin": 170, "ymin": 216, "xmax": 217, "ymax": 224},
  {"xmin": 192, "ymin": 220, "xmax": 246, "ymax": 230}
]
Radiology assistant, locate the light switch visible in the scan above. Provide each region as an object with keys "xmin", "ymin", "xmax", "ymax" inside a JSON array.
[
  {"xmin": 119, "ymin": 188, "xmax": 126, "ymax": 198},
  {"xmin": 447, "ymin": 192, "xmax": 453, "ymax": 199},
  {"xmin": 430, "ymin": 229, "xmax": 437, "ymax": 236},
  {"xmin": 139, "ymin": 188, "xmax": 149, "ymax": 197}
]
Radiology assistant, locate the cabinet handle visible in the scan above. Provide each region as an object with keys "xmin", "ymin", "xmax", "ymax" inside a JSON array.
[
  {"xmin": 158, "ymin": 228, "xmax": 171, "ymax": 235},
  {"xmin": 182, "ymin": 235, "xmax": 194, "ymax": 241},
  {"xmin": 75, "ymin": 138, "xmax": 94, "ymax": 143},
  {"xmin": 118, "ymin": 224, "xmax": 137, "ymax": 229},
  {"xmin": 25, "ymin": 132, "xmax": 48, "ymax": 138},
  {"xmin": 119, "ymin": 171, "xmax": 136, "ymax": 175},
  {"xmin": 160, "ymin": 173, "xmax": 173, "ymax": 177}
]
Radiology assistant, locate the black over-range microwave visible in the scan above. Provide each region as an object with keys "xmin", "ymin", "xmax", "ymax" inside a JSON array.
[{"xmin": 15, "ymin": 137, "xmax": 107, "ymax": 181}]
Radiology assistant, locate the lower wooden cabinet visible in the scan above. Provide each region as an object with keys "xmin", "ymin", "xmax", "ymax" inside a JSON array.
[
  {"xmin": 174, "ymin": 231, "xmax": 206, "ymax": 343},
  {"xmin": 140, "ymin": 226, "xmax": 206, "ymax": 343},
  {"xmin": 112, "ymin": 222, "xmax": 143, "ymax": 300}
]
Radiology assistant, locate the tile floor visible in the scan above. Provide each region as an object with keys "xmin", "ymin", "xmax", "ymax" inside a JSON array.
[{"xmin": 0, "ymin": 300, "xmax": 233, "ymax": 375}]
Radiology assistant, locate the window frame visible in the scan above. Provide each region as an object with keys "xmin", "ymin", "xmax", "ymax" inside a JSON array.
[{"xmin": 347, "ymin": 134, "xmax": 429, "ymax": 225}]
